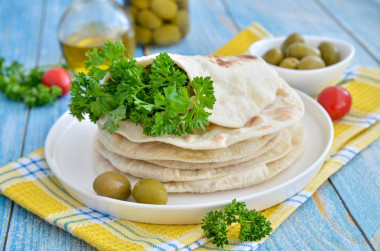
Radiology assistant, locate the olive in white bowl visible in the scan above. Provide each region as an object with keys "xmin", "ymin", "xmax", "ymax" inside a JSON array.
[{"xmin": 249, "ymin": 35, "xmax": 355, "ymax": 96}]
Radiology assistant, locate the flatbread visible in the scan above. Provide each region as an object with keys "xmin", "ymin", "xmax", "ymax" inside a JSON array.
[
  {"xmin": 94, "ymin": 128, "xmax": 290, "ymax": 182},
  {"xmin": 94, "ymin": 124, "xmax": 305, "ymax": 192},
  {"xmin": 136, "ymin": 54, "xmax": 281, "ymax": 128},
  {"xmin": 145, "ymin": 130, "xmax": 285, "ymax": 169},
  {"xmin": 98, "ymin": 80, "xmax": 304, "ymax": 150},
  {"xmin": 97, "ymin": 127, "xmax": 278, "ymax": 165}
]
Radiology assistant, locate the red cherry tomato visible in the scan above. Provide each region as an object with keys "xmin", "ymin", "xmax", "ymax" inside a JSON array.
[
  {"xmin": 317, "ymin": 86, "xmax": 352, "ymax": 120},
  {"xmin": 42, "ymin": 67, "xmax": 71, "ymax": 95}
]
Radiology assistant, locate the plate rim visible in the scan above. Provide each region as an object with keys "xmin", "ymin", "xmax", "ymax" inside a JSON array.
[{"xmin": 45, "ymin": 91, "xmax": 333, "ymax": 211}]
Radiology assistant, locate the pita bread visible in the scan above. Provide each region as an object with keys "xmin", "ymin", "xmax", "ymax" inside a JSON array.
[
  {"xmin": 97, "ymin": 128, "xmax": 278, "ymax": 165},
  {"xmin": 135, "ymin": 54, "xmax": 281, "ymax": 128},
  {"xmin": 94, "ymin": 128, "xmax": 290, "ymax": 182},
  {"xmin": 98, "ymin": 79, "xmax": 304, "ymax": 150},
  {"xmin": 145, "ymin": 130, "xmax": 286, "ymax": 169},
  {"xmin": 94, "ymin": 124, "xmax": 304, "ymax": 192}
]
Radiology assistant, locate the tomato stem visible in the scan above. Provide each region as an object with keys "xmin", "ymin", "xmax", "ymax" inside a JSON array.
[{"xmin": 336, "ymin": 78, "xmax": 354, "ymax": 86}]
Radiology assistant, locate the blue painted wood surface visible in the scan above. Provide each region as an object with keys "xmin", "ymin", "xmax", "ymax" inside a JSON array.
[{"xmin": 0, "ymin": 0, "xmax": 379, "ymax": 250}]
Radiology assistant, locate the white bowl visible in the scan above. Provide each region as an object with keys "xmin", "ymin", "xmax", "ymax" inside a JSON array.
[{"xmin": 249, "ymin": 36, "xmax": 355, "ymax": 96}]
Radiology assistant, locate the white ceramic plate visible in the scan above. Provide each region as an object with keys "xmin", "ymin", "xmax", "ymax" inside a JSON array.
[{"xmin": 45, "ymin": 92, "xmax": 333, "ymax": 224}]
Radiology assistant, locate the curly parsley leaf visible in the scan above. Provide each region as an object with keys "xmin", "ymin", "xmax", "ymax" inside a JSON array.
[
  {"xmin": 69, "ymin": 41, "xmax": 216, "ymax": 136},
  {"xmin": 202, "ymin": 199, "xmax": 272, "ymax": 248}
]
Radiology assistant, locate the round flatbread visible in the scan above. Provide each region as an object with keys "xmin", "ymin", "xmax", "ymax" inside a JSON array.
[
  {"xmin": 136, "ymin": 54, "xmax": 281, "ymax": 128},
  {"xmin": 94, "ymin": 124, "xmax": 305, "ymax": 192},
  {"xmin": 94, "ymin": 128, "xmax": 290, "ymax": 182},
  {"xmin": 98, "ymin": 78, "xmax": 304, "ymax": 150},
  {"xmin": 97, "ymin": 127, "xmax": 278, "ymax": 166},
  {"xmin": 94, "ymin": 125, "xmax": 306, "ymax": 193}
]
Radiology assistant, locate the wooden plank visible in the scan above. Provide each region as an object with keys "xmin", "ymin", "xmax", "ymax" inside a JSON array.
[
  {"xmin": 259, "ymin": 182, "xmax": 370, "ymax": 250},
  {"xmin": 0, "ymin": 0, "xmax": 45, "ymax": 248},
  {"xmin": 329, "ymin": 138, "xmax": 380, "ymax": 250},
  {"xmin": 223, "ymin": 0, "xmax": 378, "ymax": 67},
  {"xmin": 0, "ymin": 197, "xmax": 11, "ymax": 249},
  {"xmin": 317, "ymin": 0, "xmax": 380, "ymax": 64},
  {"xmin": 3, "ymin": 0, "xmax": 94, "ymax": 250}
]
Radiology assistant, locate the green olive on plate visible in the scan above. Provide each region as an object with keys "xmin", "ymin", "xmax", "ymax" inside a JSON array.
[
  {"xmin": 93, "ymin": 172, "xmax": 131, "ymax": 200},
  {"xmin": 286, "ymin": 42, "xmax": 321, "ymax": 59},
  {"xmin": 263, "ymin": 48, "xmax": 284, "ymax": 65},
  {"xmin": 281, "ymin": 32, "xmax": 305, "ymax": 53},
  {"xmin": 298, "ymin": 55, "xmax": 326, "ymax": 69},
  {"xmin": 319, "ymin": 41, "xmax": 340, "ymax": 66},
  {"xmin": 279, "ymin": 57, "xmax": 300, "ymax": 69},
  {"xmin": 133, "ymin": 179, "xmax": 168, "ymax": 205}
]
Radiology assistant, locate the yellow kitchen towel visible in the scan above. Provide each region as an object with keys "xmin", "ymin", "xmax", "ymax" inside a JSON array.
[{"xmin": 1, "ymin": 23, "xmax": 380, "ymax": 250}]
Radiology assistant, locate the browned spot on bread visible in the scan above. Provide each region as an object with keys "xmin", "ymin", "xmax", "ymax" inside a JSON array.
[
  {"xmin": 244, "ymin": 115, "xmax": 263, "ymax": 127},
  {"xmin": 276, "ymin": 107, "xmax": 295, "ymax": 119},
  {"xmin": 214, "ymin": 134, "xmax": 225, "ymax": 145},
  {"xmin": 259, "ymin": 125, "xmax": 273, "ymax": 130},
  {"xmin": 234, "ymin": 129, "xmax": 243, "ymax": 134},
  {"xmin": 207, "ymin": 54, "xmax": 255, "ymax": 68},
  {"xmin": 115, "ymin": 133, "xmax": 124, "ymax": 139},
  {"xmin": 236, "ymin": 54, "xmax": 257, "ymax": 60}
]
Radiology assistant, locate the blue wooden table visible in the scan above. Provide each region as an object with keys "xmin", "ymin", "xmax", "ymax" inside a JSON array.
[{"xmin": 1, "ymin": 0, "xmax": 379, "ymax": 250}]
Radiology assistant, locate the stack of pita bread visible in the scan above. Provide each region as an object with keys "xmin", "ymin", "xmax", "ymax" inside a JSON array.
[{"xmin": 94, "ymin": 54, "xmax": 306, "ymax": 193}]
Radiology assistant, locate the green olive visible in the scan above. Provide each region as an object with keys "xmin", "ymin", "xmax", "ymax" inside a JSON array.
[
  {"xmin": 133, "ymin": 179, "xmax": 168, "ymax": 205},
  {"xmin": 135, "ymin": 25, "xmax": 152, "ymax": 44},
  {"xmin": 263, "ymin": 48, "xmax": 284, "ymax": 65},
  {"xmin": 151, "ymin": 0, "xmax": 178, "ymax": 20},
  {"xmin": 93, "ymin": 172, "xmax": 131, "ymax": 200},
  {"xmin": 137, "ymin": 9, "xmax": 162, "ymax": 29},
  {"xmin": 153, "ymin": 24, "xmax": 181, "ymax": 45},
  {"xmin": 131, "ymin": 0, "xmax": 149, "ymax": 9},
  {"xmin": 279, "ymin": 57, "xmax": 300, "ymax": 69},
  {"xmin": 176, "ymin": 0, "xmax": 188, "ymax": 9},
  {"xmin": 129, "ymin": 6, "xmax": 138, "ymax": 19},
  {"xmin": 298, "ymin": 55, "xmax": 326, "ymax": 70},
  {"xmin": 286, "ymin": 42, "xmax": 321, "ymax": 59},
  {"xmin": 171, "ymin": 10, "xmax": 190, "ymax": 35},
  {"xmin": 318, "ymin": 41, "xmax": 340, "ymax": 66},
  {"xmin": 281, "ymin": 33, "xmax": 305, "ymax": 53}
]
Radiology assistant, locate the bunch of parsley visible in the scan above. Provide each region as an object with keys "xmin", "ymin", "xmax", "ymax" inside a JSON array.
[
  {"xmin": 202, "ymin": 199, "xmax": 272, "ymax": 248},
  {"xmin": 0, "ymin": 57, "xmax": 62, "ymax": 106},
  {"xmin": 69, "ymin": 41, "xmax": 216, "ymax": 136}
]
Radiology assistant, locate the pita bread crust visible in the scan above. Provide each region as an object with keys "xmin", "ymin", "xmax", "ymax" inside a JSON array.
[
  {"xmin": 94, "ymin": 124, "xmax": 305, "ymax": 192},
  {"xmin": 97, "ymin": 128, "xmax": 279, "ymax": 166}
]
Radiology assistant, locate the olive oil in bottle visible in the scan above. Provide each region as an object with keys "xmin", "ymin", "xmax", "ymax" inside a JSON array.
[
  {"xmin": 58, "ymin": 0, "xmax": 135, "ymax": 72},
  {"xmin": 60, "ymin": 32, "xmax": 135, "ymax": 72}
]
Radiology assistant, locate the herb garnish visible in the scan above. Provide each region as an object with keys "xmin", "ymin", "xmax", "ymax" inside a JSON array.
[
  {"xmin": 0, "ymin": 57, "xmax": 62, "ymax": 106},
  {"xmin": 202, "ymin": 199, "xmax": 272, "ymax": 248},
  {"xmin": 69, "ymin": 41, "xmax": 216, "ymax": 136}
]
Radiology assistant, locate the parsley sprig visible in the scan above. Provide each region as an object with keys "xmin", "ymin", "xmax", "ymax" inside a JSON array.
[
  {"xmin": 202, "ymin": 199, "xmax": 272, "ymax": 248},
  {"xmin": 69, "ymin": 41, "xmax": 216, "ymax": 136},
  {"xmin": 0, "ymin": 57, "xmax": 62, "ymax": 106}
]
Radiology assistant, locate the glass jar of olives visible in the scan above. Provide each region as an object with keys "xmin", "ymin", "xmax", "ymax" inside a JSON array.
[{"xmin": 124, "ymin": 0, "xmax": 190, "ymax": 46}]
